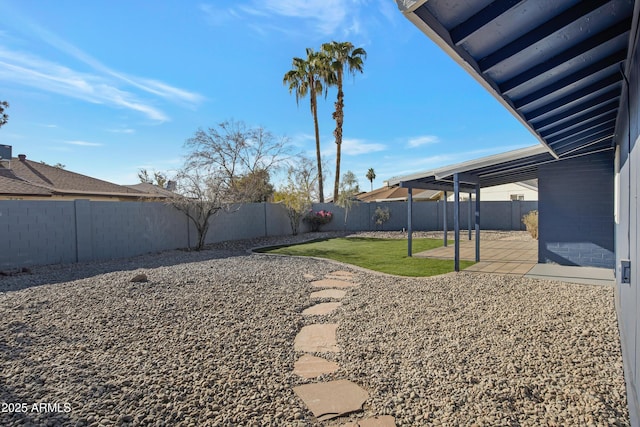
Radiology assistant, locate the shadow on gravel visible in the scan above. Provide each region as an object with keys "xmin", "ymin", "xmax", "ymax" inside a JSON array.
[
  {"xmin": 0, "ymin": 247, "xmax": 246, "ymax": 294},
  {"xmin": 0, "ymin": 231, "xmax": 349, "ymax": 294}
]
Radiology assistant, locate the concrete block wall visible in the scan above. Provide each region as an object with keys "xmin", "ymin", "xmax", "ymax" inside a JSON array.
[
  {"xmin": 89, "ymin": 201, "xmax": 189, "ymax": 260},
  {"xmin": 310, "ymin": 200, "xmax": 537, "ymax": 233},
  {"xmin": 0, "ymin": 199, "xmax": 538, "ymax": 269},
  {"xmin": 0, "ymin": 201, "xmax": 77, "ymax": 268},
  {"xmin": 538, "ymin": 151, "xmax": 615, "ymax": 269}
]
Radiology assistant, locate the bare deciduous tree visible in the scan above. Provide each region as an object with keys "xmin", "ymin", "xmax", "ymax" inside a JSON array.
[
  {"xmin": 138, "ymin": 168, "xmax": 167, "ymax": 187},
  {"xmin": 170, "ymin": 120, "xmax": 289, "ymax": 249},
  {"xmin": 184, "ymin": 120, "xmax": 289, "ymax": 202},
  {"xmin": 168, "ymin": 167, "xmax": 235, "ymax": 250}
]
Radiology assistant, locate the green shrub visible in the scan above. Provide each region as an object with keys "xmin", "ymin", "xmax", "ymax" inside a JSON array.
[
  {"xmin": 372, "ymin": 206, "xmax": 391, "ymax": 230},
  {"xmin": 522, "ymin": 210, "xmax": 538, "ymax": 239}
]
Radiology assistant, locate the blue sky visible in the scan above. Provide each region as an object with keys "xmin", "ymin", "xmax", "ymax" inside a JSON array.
[{"xmin": 0, "ymin": 0, "xmax": 539, "ymax": 194}]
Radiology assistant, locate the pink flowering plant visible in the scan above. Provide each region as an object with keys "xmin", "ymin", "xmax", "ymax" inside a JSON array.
[{"xmin": 303, "ymin": 209, "xmax": 333, "ymax": 232}]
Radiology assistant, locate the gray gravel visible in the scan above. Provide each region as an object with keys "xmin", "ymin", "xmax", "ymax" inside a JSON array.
[{"xmin": 0, "ymin": 232, "xmax": 628, "ymax": 426}]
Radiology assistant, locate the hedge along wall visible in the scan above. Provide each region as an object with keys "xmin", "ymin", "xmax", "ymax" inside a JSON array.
[{"xmin": 0, "ymin": 199, "xmax": 536, "ymax": 269}]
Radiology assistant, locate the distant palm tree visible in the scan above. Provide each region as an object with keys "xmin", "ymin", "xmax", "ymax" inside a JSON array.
[
  {"xmin": 321, "ymin": 41, "xmax": 367, "ymax": 203},
  {"xmin": 366, "ymin": 167, "xmax": 376, "ymax": 191},
  {"xmin": 283, "ymin": 49, "xmax": 328, "ymax": 203}
]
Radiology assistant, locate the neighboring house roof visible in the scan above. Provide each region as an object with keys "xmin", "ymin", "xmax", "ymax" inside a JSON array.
[
  {"xmin": 0, "ymin": 156, "xmax": 158, "ymax": 199},
  {"xmin": 126, "ymin": 182, "xmax": 176, "ymax": 198},
  {"xmin": 357, "ymin": 186, "xmax": 441, "ymax": 202},
  {"xmin": 0, "ymin": 168, "xmax": 52, "ymax": 196}
]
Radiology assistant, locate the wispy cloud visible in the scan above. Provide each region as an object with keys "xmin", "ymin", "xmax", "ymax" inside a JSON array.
[
  {"xmin": 199, "ymin": 4, "xmax": 238, "ymax": 26},
  {"xmin": 343, "ymin": 138, "xmax": 386, "ymax": 155},
  {"xmin": 322, "ymin": 138, "xmax": 386, "ymax": 156},
  {"xmin": 64, "ymin": 140, "xmax": 103, "ymax": 147},
  {"xmin": 201, "ymin": 0, "xmax": 394, "ymax": 39},
  {"xmin": 108, "ymin": 128, "xmax": 136, "ymax": 134},
  {"xmin": 0, "ymin": 15, "xmax": 204, "ymax": 122},
  {"xmin": 407, "ymin": 135, "xmax": 440, "ymax": 148},
  {"xmin": 260, "ymin": 0, "xmax": 348, "ymax": 36}
]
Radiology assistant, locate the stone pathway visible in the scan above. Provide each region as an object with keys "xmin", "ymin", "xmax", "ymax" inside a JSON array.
[{"xmin": 292, "ymin": 271, "xmax": 396, "ymax": 425}]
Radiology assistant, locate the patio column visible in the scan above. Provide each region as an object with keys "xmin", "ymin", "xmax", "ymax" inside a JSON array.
[
  {"xmin": 443, "ymin": 191, "xmax": 448, "ymax": 247},
  {"xmin": 454, "ymin": 173, "xmax": 460, "ymax": 272},
  {"xmin": 475, "ymin": 183, "xmax": 480, "ymax": 262},
  {"xmin": 468, "ymin": 192, "xmax": 472, "ymax": 240},
  {"xmin": 407, "ymin": 187, "xmax": 413, "ymax": 257}
]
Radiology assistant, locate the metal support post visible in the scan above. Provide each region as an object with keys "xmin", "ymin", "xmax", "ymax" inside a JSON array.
[{"xmin": 408, "ymin": 188, "xmax": 413, "ymax": 257}]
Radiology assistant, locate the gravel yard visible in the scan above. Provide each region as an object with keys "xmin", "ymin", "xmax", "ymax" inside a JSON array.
[{"xmin": 0, "ymin": 232, "xmax": 629, "ymax": 426}]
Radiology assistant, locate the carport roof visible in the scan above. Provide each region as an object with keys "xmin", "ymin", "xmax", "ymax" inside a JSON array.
[{"xmin": 395, "ymin": 0, "xmax": 636, "ymax": 161}]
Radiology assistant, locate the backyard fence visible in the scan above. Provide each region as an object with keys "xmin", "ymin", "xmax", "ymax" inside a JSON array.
[{"xmin": 0, "ymin": 199, "xmax": 536, "ymax": 269}]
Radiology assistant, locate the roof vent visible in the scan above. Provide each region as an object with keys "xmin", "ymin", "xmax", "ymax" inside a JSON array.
[{"xmin": 18, "ymin": 154, "xmax": 26, "ymax": 161}]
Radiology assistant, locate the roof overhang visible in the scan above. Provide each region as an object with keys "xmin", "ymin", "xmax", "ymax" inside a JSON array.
[
  {"xmin": 389, "ymin": 144, "xmax": 614, "ymax": 192},
  {"xmin": 395, "ymin": 0, "xmax": 637, "ymax": 160}
]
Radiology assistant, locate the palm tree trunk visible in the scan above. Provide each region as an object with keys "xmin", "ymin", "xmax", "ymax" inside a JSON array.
[
  {"xmin": 333, "ymin": 73, "xmax": 344, "ymax": 202},
  {"xmin": 311, "ymin": 90, "xmax": 324, "ymax": 203}
]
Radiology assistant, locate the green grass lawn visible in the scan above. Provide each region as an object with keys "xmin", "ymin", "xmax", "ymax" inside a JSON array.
[{"xmin": 256, "ymin": 237, "xmax": 475, "ymax": 277}]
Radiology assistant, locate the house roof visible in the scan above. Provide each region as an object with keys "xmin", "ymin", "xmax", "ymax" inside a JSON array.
[
  {"xmin": 126, "ymin": 182, "xmax": 176, "ymax": 197},
  {"xmin": 395, "ymin": 0, "xmax": 635, "ymax": 160},
  {"xmin": 0, "ymin": 168, "xmax": 52, "ymax": 196},
  {"xmin": 0, "ymin": 156, "xmax": 157, "ymax": 199}
]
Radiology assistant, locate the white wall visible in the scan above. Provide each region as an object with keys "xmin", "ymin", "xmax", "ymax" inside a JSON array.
[{"xmin": 446, "ymin": 182, "xmax": 538, "ymax": 201}]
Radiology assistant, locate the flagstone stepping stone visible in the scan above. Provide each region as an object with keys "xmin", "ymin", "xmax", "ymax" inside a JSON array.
[
  {"xmin": 311, "ymin": 279, "xmax": 359, "ymax": 289},
  {"xmin": 302, "ymin": 302, "xmax": 341, "ymax": 316},
  {"xmin": 293, "ymin": 379, "xmax": 369, "ymax": 421},
  {"xmin": 328, "ymin": 270, "xmax": 355, "ymax": 278},
  {"xmin": 340, "ymin": 415, "xmax": 397, "ymax": 426},
  {"xmin": 294, "ymin": 324, "xmax": 340, "ymax": 353},
  {"xmin": 325, "ymin": 271, "xmax": 356, "ymax": 281},
  {"xmin": 310, "ymin": 289, "xmax": 347, "ymax": 300},
  {"xmin": 293, "ymin": 354, "xmax": 340, "ymax": 379},
  {"xmin": 303, "ymin": 273, "xmax": 315, "ymax": 280}
]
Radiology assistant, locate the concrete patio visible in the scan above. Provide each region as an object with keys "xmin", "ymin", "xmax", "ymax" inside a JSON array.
[{"xmin": 415, "ymin": 238, "xmax": 614, "ymax": 286}]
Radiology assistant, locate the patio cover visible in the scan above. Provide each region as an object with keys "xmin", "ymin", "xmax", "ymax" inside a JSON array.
[
  {"xmin": 392, "ymin": 0, "xmax": 636, "ymax": 270},
  {"xmin": 395, "ymin": 0, "xmax": 635, "ymax": 160}
]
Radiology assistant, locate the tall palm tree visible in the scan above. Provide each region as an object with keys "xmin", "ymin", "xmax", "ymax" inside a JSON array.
[
  {"xmin": 283, "ymin": 48, "xmax": 327, "ymax": 202},
  {"xmin": 321, "ymin": 41, "xmax": 367, "ymax": 202},
  {"xmin": 366, "ymin": 167, "xmax": 376, "ymax": 191}
]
